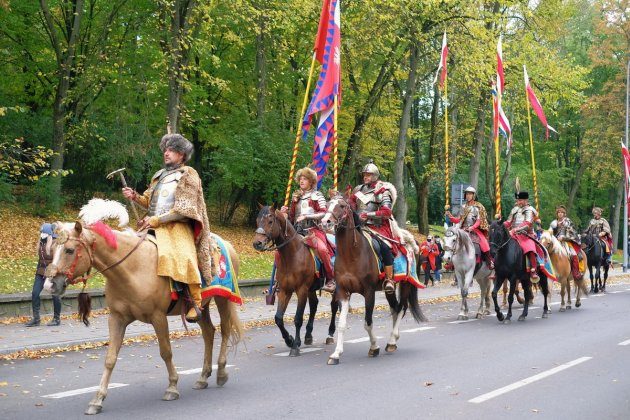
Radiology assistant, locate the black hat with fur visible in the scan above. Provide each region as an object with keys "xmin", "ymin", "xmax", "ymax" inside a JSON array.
[{"xmin": 160, "ymin": 134, "xmax": 194, "ymax": 162}]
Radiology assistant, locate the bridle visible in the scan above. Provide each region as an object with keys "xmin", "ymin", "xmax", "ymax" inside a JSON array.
[
  {"xmin": 255, "ymin": 212, "xmax": 298, "ymax": 252},
  {"xmin": 489, "ymin": 225, "xmax": 511, "ymax": 253},
  {"xmin": 442, "ymin": 229, "xmax": 459, "ymax": 256}
]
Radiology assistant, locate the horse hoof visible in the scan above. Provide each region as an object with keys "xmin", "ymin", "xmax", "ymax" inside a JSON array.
[
  {"xmin": 217, "ymin": 374, "xmax": 228, "ymax": 387},
  {"xmin": 85, "ymin": 404, "xmax": 102, "ymax": 415},
  {"xmin": 285, "ymin": 336, "xmax": 294, "ymax": 348},
  {"xmin": 327, "ymin": 357, "xmax": 339, "ymax": 365},
  {"xmin": 476, "ymin": 313, "xmax": 483, "ymax": 319},
  {"xmin": 484, "ymin": 310, "xmax": 491, "ymax": 315},
  {"xmin": 559, "ymin": 307, "xmax": 566, "ymax": 312},
  {"xmin": 497, "ymin": 313, "xmax": 505, "ymax": 322},
  {"xmin": 368, "ymin": 347, "xmax": 380, "ymax": 357},
  {"xmin": 518, "ymin": 315, "xmax": 526, "ymax": 322},
  {"xmin": 162, "ymin": 390, "xmax": 180, "ymax": 401},
  {"xmin": 385, "ymin": 344, "xmax": 397, "ymax": 353},
  {"xmin": 503, "ymin": 319, "xmax": 511, "ymax": 324},
  {"xmin": 566, "ymin": 306, "xmax": 571, "ymax": 310},
  {"xmin": 542, "ymin": 313, "xmax": 548, "ymax": 319},
  {"xmin": 325, "ymin": 337, "xmax": 335, "ymax": 345},
  {"xmin": 289, "ymin": 348, "xmax": 301, "ymax": 357},
  {"xmin": 575, "ymin": 302, "xmax": 581, "ymax": 308},
  {"xmin": 304, "ymin": 336, "xmax": 313, "ymax": 345},
  {"xmin": 193, "ymin": 381, "xmax": 208, "ymax": 390},
  {"xmin": 457, "ymin": 315, "xmax": 468, "ymax": 321}
]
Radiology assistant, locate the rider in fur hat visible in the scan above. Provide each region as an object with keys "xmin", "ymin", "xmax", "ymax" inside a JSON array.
[
  {"xmin": 585, "ymin": 206, "xmax": 613, "ymax": 264},
  {"xmin": 280, "ymin": 167, "xmax": 335, "ymax": 293},
  {"xmin": 549, "ymin": 205, "xmax": 583, "ymax": 280},
  {"xmin": 503, "ymin": 191, "xmax": 543, "ymax": 282},
  {"xmin": 123, "ymin": 133, "xmax": 216, "ymax": 322}
]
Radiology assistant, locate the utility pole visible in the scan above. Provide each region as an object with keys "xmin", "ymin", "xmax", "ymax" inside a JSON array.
[{"xmin": 624, "ymin": 59, "xmax": 629, "ymax": 272}]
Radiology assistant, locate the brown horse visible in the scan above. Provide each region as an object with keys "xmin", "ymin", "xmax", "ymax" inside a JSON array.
[
  {"xmin": 321, "ymin": 195, "xmax": 426, "ymax": 365},
  {"xmin": 540, "ymin": 230, "xmax": 588, "ymax": 311},
  {"xmin": 44, "ymin": 218, "xmax": 242, "ymax": 415},
  {"xmin": 253, "ymin": 205, "xmax": 339, "ymax": 356}
]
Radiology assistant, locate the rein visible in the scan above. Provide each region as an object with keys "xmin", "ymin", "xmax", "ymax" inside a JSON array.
[{"xmin": 256, "ymin": 213, "xmax": 299, "ymax": 252}]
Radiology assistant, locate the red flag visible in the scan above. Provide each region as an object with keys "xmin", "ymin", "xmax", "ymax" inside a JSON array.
[
  {"xmin": 433, "ymin": 32, "xmax": 448, "ymax": 90},
  {"xmin": 314, "ymin": 0, "xmax": 333, "ymax": 64},
  {"xmin": 524, "ymin": 65, "xmax": 557, "ymax": 139},
  {"xmin": 495, "ymin": 36, "xmax": 512, "ymax": 149},
  {"xmin": 622, "ymin": 141, "xmax": 630, "ymax": 201}
]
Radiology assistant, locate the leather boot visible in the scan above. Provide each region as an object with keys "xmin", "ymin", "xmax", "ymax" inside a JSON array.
[
  {"xmin": 570, "ymin": 255, "xmax": 582, "ymax": 280},
  {"xmin": 483, "ymin": 252, "xmax": 495, "ymax": 269},
  {"xmin": 25, "ymin": 317, "xmax": 40, "ymax": 327},
  {"xmin": 528, "ymin": 253, "xmax": 539, "ymax": 283},
  {"xmin": 383, "ymin": 265, "xmax": 395, "ymax": 294},
  {"xmin": 186, "ymin": 283, "xmax": 203, "ymax": 323},
  {"xmin": 46, "ymin": 316, "xmax": 61, "ymax": 326}
]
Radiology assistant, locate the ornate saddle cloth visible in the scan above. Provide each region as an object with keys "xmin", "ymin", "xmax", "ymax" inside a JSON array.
[
  {"xmin": 362, "ymin": 231, "xmax": 424, "ymax": 289},
  {"xmin": 311, "ymin": 234, "xmax": 337, "ymax": 279}
]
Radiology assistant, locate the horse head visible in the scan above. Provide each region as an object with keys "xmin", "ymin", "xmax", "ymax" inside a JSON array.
[
  {"xmin": 253, "ymin": 205, "xmax": 291, "ymax": 251},
  {"xmin": 489, "ymin": 219, "xmax": 509, "ymax": 258},
  {"xmin": 44, "ymin": 221, "xmax": 95, "ymax": 297},
  {"xmin": 442, "ymin": 227, "xmax": 458, "ymax": 264},
  {"xmin": 321, "ymin": 194, "xmax": 355, "ymax": 232}
]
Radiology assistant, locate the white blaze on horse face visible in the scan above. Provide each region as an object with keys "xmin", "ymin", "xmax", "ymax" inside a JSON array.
[{"xmin": 43, "ymin": 278, "xmax": 54, "ymax": 293}]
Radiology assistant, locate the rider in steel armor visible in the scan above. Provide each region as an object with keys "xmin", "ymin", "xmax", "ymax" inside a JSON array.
[
  {"xmin": 123, "ymin": 134, "xmax": 215, "ymax": 322},
  {"xmin": 503, "ymin": 191, "xmax": 541, "ymax": 282},
  {"xmin": 350, "ymin": 162, "xmax": 397, "ymax": 294},
  {"xmin": 585, "ymin": 207, "xmax": 613, "ymax": 264},
  {"xmin": 549, "ymin": 205, "xmax": 582, "ymax": 280},
  {"xmin": 446, "ymin": 186, "xmax": 493, "ymax": 269},
  {"xmin": 281, "ymin": 167, "xmax": 335, "ymax": 292}
]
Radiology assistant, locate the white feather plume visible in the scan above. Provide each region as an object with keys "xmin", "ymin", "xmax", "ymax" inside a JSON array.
[{"xmin": 79, "ymin": 198, "xmax": 130, "ymax": 227}]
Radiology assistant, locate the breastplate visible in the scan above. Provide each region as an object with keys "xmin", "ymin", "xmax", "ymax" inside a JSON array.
[
  {"xmin": 148, "ymin": 170, "xmax": 182, "ymax": 217},
  {"xmin": 295, "ymin": 195, "xmax": 316, "ymax": 230},
  {"xmin": 461, "ymin": 205, "xmax": 479, "ymax": 228},
  {"xmin": 354, "ymin": 188, "xmax": 379, "ymax": 213}
]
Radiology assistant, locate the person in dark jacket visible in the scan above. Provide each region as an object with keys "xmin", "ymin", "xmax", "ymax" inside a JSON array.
[{"xmin": 25, "ymin": 223, "xmax": 61, "ymax": 327}]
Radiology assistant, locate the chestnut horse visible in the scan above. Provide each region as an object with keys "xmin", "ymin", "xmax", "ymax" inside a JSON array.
[
  {"xmin": 253, "ymin": 205, "xmax": 339, "ymax": 356},
  {"xmin": 45, "ymin": 215, "xmax": 242, "ymax": 415},
  {"xmin": 321, "ymin": 195, "xmax": 426, "ymax": 365}
]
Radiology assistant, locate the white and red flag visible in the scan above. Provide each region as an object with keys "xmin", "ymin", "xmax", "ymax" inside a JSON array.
[
  {"xmin": 622, "ymin": 141, "xmax": 630, "ymax": 201},
  {"xmin": 524, "ymin": 65, "xmax": 557, "ymax": 139},
  {"xmin": 433, "ymin": 32, "xmax": 448, "ymax": 90},
  {"xmin": 302, "ymin": 0, "xmax": 341, "ymax": 188},
  {"xmin": 494, "ymin": 36, "xmax": 512, "ymax": 149}
]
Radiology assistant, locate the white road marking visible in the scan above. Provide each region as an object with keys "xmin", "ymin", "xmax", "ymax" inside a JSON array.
[
  {"xmin": 618, "ymin": 339, "xmax": 630, "ymax": 346},
  {"xmin": 401, "ymin": 327, "xmax": 436, "ymax": 333},
  {"xmin": 273, "ymin": 347, "xmax": 322, "ymax": 357},
  {"xmin": 591, "ymin": 294, "xmax": 605, "ymax": 298},
  {"xmin": 345, "ymin": 336, "xmax": 382, "ymax": 344},
  {"xmin": 469, "ymin": 357, "xmax": 592, "ymax": 404},
  {"xmin": 528, "ymin": 306, "xmax": 540, "ymax": 310},
  {"xmin": 177, "ymin": 365, "xmax": 234, "ymax": 375},
  {"xmin": 449, "ymin": 319, "xmax": 478, "ymax": 324},
  {"xmin": 625, "ymin": 288, "xmax": 630, "ymax": 291},
  {"xmin": 609, "ymin": 291, "xmax": 623, "ymax": 294},
  {"xmin": 43, "ymin": 383, "xmax": 128, "ymax": 399},
  {"xmin": 550, "ymin": 302, "xmax": 560, "ymax": 306}
]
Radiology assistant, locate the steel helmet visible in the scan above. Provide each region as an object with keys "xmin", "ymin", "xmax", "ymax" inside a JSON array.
[
  {"xmin": 464, "ymin": 186, "xmax": 476, "ymax": 195},
  {"xmin": 362, "ymin": 162, "xmax": 380, "ymax": 178}
]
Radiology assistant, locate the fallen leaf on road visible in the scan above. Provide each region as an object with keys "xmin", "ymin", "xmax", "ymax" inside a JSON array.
[
  {"xmin": 22, "ymin": 390, "xmax": 30, "ymax": 394},
  {"xmin": 531, "ymin": 409, "xmax": 539, "ymax": 413},
  {"xmin": 0, "ymin": 393, "xmax": 6, "ymax": 397},
  {"xmin": 424, "ymin": 382, "xmax": 434, "ymax": 387},
  {"xmin": 35, "ymin": 402, "xmax": 43, "ymax": 407},
  {"xmin": 0, "ymin": 381, "xmax": 7, "ymax": 387},
  {"xmin": 266, "ymin": 345, "xmax": 274, "ymax": 349}
]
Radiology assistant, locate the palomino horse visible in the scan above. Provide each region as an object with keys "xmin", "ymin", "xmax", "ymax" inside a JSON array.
[
  {"xmin": 441, "ymin": 226, "xmax": 493, "ymax": 320},
  {"xmin": 253, "ymin": 205, "xmax": 339, "ymax": 356},
  {"xmin": 580, "ymin": 233, "xmax": 610, "ymax": 293},
  {"xmin": 45, "ymin": 212, "xmax": 242, "ymax": 415},
  {"xmin": 489, "ymin": 220, "xmax": 551, "ymax": 322},
  {"xmin": 540, "ymin": 230, "xmax": 588, "ymax": 311},
  {"xmin": 321, "ymin": 195, "xmax": 426, "ymax": 365}
]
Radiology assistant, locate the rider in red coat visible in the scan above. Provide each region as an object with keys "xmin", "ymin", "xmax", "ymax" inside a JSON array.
[{"xmin": 420, "ymin": 235, "xmax": 440, "ymax": 286}]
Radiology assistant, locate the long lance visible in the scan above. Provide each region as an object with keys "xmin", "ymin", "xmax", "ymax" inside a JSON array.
[
  {"xmin": 284, "ymin": 52, "xmax": 317, "ymax": 207},
  {"xmin": 493, "ymin": 98, "xmax": 502, "ymax": 218},
  {"xmin": 333, "ymin": 94, "xmax": 339, "ymax": 191},
  {"xmin": 444, "ymin": 76, "xmax": 450, "ymax": 212},
  {"xmin": 525, "ymin": 90, "xmax": 540, "ymax": 214}
]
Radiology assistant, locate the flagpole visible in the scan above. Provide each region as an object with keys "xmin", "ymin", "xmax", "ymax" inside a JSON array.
[
  {"xmin": 284, "ymin": 52, "xmax": 318, "ymax": 207},
  {"xmin": 525, "ymin": 90, "xmax": 540, "ymax": 214},
  {"xmin": 624, "ymin": 58, "xmax": 629, "ymax": 272},
  {"xmin": 494, "ymin": 111, "xmax": 501, "ymax": 218},
  {"xmin": 444, "ymin": 76, "xmax": 450, "ymax": 212},
  {"xmin": 333, "ymin": 94, "xmax": 339, "ymax": 191}
]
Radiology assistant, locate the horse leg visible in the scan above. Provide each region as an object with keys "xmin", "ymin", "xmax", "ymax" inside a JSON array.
[
  {"xmin": 594, "ymin": 264, "xmax": 601, "ymax": 293},
  {"xmin": 326, "ymin": 298, "xmax": 339, "ymax": 345},
  {"xmin": 151, "ymin": 315, "xmax": 180, "ymax": 401},
  {"xmin": 484, "ymin": 279, "xmax": 492, "ymax": 315},
  {"xmin": 602, "ymin": 263, "xmax": 609, "ymax": 292},
  {"xmin": 476, "ymin": 277, "xmax": 487, "ymax": 318},
  {"xmin": 85, "ymin": 314, "xmax": 130, "ymax": 415},
  {"xmin": 365, "ymin": 290, "xmax": 380, "ymax": 357},
  {"xmin": 501, "ymin": 279, "xmax": 508, "ymax": 308},
  {"xmin": 386, "ymin": 286, "xmax": 403, "ymax": 353},
  {"xmin": 559, "ymin": 277, "xmax": 567, "ymax": 312},
  {"xmin": 215, "ymin": 297, "xmax": 238, "ymax": 387},
  {"xmin": 304, "ymin": 290, "xmax": 318, "ymax": 346},
  {"xmin": 328, "ymin": 297, "xmax": 350, "ymax": 365},
  {"xmin": 505, "ymin": 280, "xmax": 516, "ymax": 323},
  {"xmin": 589, "ymin": 265, "xmax": 595, "ymax": 293},
  {"xmin": 274, "ymin": 290, "xmax": 294, "ymax": 348},
  {"xmin": 491, "ymin": 277, "xmax": 505, "ymax": 322},
  {"xmin": 540, "ymin": 278, "xmax": 550, "ymax": 319},
  {"xmin": 566, "ymin": 275, "xmax": 572, "ymax": 310},
  {"xmin": 289, "ymin": 290, "xmax": 308, "ymax": 357},
  {"xmin": 193, "ymin": 305, "xmax": 215, "ymax": 390},
  {"xmin": 518, "ymin": 281, "xmax": 532, "ymax": 322}
]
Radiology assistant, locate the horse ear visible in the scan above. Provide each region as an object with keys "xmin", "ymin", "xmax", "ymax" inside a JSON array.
[
  {"xmin": 74, "ymin": 221, "xmax": 83, "ymax": 235},
  {"xmin": 257, "ymin": 202, "xmax": 264, "ymax": 210}
]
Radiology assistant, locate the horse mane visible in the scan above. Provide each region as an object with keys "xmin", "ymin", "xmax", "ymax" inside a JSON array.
[
  {"xmin": 80, "ymin": 198, "xmax": 130, "ymax": 227},
  {"xmin": 541, "ymin": 230, "xmax": 568, "ymax": 257},
  {"xmin": 456, "ymin": 227, "xmax": 472, "ymax": 256},
  {"xmin": 89, "ymin": 221, "xmax": 118, "ymax": 249}
]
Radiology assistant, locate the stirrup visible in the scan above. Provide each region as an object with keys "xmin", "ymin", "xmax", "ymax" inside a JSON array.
[
  {"xmin": 529, "ymin": 269, "xmax": 540, "ymax": 283},
  {"xmin": 383, "ymin": 279, "xmax": 395, "ymax": 294}
]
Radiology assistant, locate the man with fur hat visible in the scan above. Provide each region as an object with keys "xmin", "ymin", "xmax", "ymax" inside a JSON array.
[
  {"xmin": 280, "ymin": 167, "xmax": 335, "ymax": 292},
  {"xmin": 503, "ymin": 191, "xmax": 543, "ymax": 281},
  {"xmin": 549, "ymin": 205, "xmax": 583, "ymax": 280},
  {"xmin": 349, "ymin": 161, "xmax": 399, "ymax": 294},
  {"xmin": 445, "ymin": 186, "xmax": 493, "ymax": 269},
  {"xmin": 123, "ymin": 133, "xmax": 215, "ymax": 322},
  {"xmin": 585, "ymin": 206, "xmax": 613, "ymax": 264}
]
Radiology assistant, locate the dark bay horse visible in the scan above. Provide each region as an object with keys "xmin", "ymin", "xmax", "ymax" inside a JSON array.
[
  {"xmin": 580, "ymin": 233, "xmax": 610, "ymax": 293},
  {"xmin": 321, "ymin": 195, "xmax": 426, "ymax": 365},
  {"xmin": 253, "ymin": 205, "xmax": 338, "ymax": 356},
  {"xmin": 489, "ymin": 220, "xmax": 550, "ymax": 323}
]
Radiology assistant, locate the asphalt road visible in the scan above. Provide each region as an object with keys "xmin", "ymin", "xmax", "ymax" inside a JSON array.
[{"xmin": 2, "ymin": 283, "xmax": 629, "ymax": 419}]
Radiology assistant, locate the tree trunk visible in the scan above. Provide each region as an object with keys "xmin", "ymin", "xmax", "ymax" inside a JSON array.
[
  {"xmin": 393, "ymin": 41, "xmax": 419, "ymax": 226},
  {"xmin": 612, "ymin": 179, "xmax": 624, "ymax": 251},
  {"xmin": 469, "ymin": 92, "xmax": 488, "ymax": 189},
  {"xmin": 417, "ymin": 85, "xmax": 441, "ymax": 234}
]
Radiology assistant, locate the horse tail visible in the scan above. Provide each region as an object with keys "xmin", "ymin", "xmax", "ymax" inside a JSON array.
[
  {"xmin": 407, "ymin": 285, "xmax": 428, "ymax": 323},
  {"xmin": 78, "ymin": 291, "xmax": 92, "ymax": 326},
  {"xmin": 216, "ymin": 297, "xmax": 244, "ymax": 347},
  {"xmin": 575, "ymin": 276, "xmax": 589, "ymax": 296}
]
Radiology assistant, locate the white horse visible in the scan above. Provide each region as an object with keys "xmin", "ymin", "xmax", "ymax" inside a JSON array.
[{"xmin": 442, "ymin": 226, "xmax": 493, "ymax": 320}]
